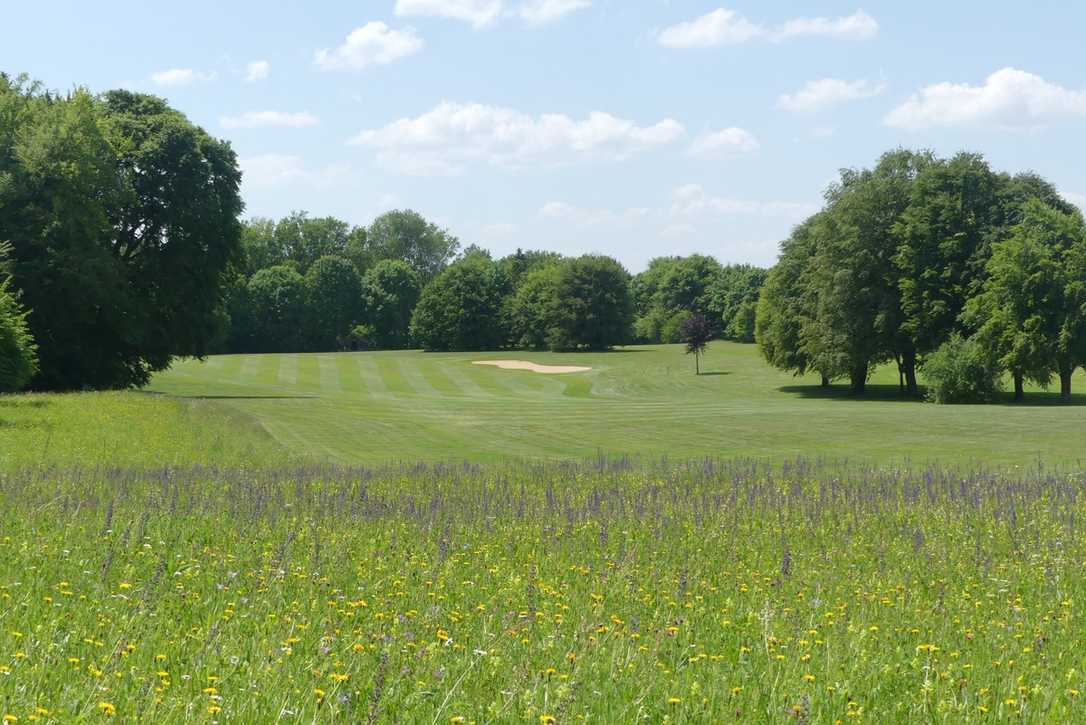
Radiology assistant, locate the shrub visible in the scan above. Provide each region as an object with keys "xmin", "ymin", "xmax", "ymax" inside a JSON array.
[{"xmin": 923, "ymin": 333, "xmax": 1003, "ymax": 404}]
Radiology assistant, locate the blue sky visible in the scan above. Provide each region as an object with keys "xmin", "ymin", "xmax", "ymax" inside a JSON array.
[{"xmin": 4, "ymin": 1, "xmax": 1085, "ymax": 271}]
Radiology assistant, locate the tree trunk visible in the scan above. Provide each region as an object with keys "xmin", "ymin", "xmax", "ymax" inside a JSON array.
[
  {"xmin": 1013, "ymin": 372, "xmax": 1024, "ymax": 402},
  {"xmin": 902, "ymin": 350, "xmax": 919, "ymax": 397},
  {"xmin": 896, "ymin": 354, "xmax": 904, "ymax": 395},
  {"xmin": 695, "ymin": 351, "xmax": 700, "ymax": 376},
  {"xmin": 849, "ymin": 362, "xmax": 868, "ymax": 395},
  {"xmin": 820, "ymin": 373, "xmax": 830, "ymax": 388},
  {"xmin": 1060, "ymin": 368, "xmax": 1073, "ymax": 402}
]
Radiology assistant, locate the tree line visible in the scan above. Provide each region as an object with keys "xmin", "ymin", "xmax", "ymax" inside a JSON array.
[
  {"xmin": 0, "ymin": 74, "xmax": 765, "ymax": 391},
  {"xmin": 756, "ymin": 149, "xmax": 1086, "ymax": 402}
]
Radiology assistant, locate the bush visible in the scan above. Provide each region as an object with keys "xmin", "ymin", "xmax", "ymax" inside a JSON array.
[{"xmin": 923, "ymin": 333, "xmax": 1003, "ymax": 404}]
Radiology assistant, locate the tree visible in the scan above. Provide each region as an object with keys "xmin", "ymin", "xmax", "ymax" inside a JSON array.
[
  {"xmin": 410, "ymin": 254, "xmax": 510, "ymax": 351},
  {"xmin": 247, "ymin": 265, "xmax": 309, "ymax": 352},
  {"xmin": 499, "ymin": 248, "xmax": 563, "ymax": 289},
  {"xmin": 505, "ymin": 264, "xmax": 561, "ymax": 350},
  {"xmin": 923, "ymin": 333, "xmax": 1003, "ymax": 404},
  {"xmin": 548, "ymin": 255, "xmax": 633, "ymax": 351},
  {"xmin": 967, "ymin": 200, "xmax": 1086, "ymax": 401},
  {"xmin": 756, "ymin": 215, "xmax": 839, "ymax": 387},
  {"xmin": 304, "ymin": 256, "xmax": 363, "ymax": 351},
  {"xmin": 361, "ymin": 259, "xmax": 422, "ymax": 349},
  {"xmin": 0, "ymin": 243, "xmax": 36, "ymax": 391},
  {"xmin": 239, "ymin": 218, "xmax": 283, "ymax": 275},
  {"xmin": 1, "ymin": 77, "xmax": 243, "ymax": 389},
  {"xmin": 680, "ymin": 313, "xmax": 713, "ymax": 375},
  {"xmin": 707, "ymin": 264, "xmax": 768, "ymax": 343},
  {"xmin": 365, "ymin": 210, "xmax": 460, "ymax": 283},
  {"xmin": 274, "ymin": 212, "xmax": 354, "ymax": 272},
  {"xmin": 895, "ymin": 152, "xmax": 1006, "ymax": 364}
]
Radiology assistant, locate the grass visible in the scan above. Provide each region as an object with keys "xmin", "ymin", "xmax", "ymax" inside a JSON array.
[
  {"xmin": 0, "ymin": 391, "xmax": 287, "ymax": 469},
  {"xmin": 132, "ymin": 343, "xmax": 1086, "ymax": 467},
  {"xmin": 0, "ymin": 459, "xmax": 1083, "ymax": 722}
]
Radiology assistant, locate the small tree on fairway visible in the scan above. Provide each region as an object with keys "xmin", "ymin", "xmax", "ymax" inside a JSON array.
[{"xmin": 681, "ymin": 313, "xmax": 713, "ymax": 375}]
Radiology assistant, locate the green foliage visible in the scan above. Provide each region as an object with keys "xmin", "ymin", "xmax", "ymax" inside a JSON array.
[
  {"xmin": 304, "ymin": 256, "xmax": 363, "ymax": 351},
  {"xmin": 922, "ymin": 333, "xmax": 1003, "ymax": 404},
  {"xmin": 505, "ymin": 263, "xmax": 562, "ymax": 350},
  {"xmin": 361, "ymin": 260, "xmax": 422, "ymax": 349},
  {"xmin": 409, "ymin": 254, "xmax": 510, "ymax": 351},
  {"xmin": 0, "ymin": 76, "xmax": 242, "ymax": 389},
  {"xmin": 0, "ymin": 244, "xmax": 36, "ymax": 391},
  {"xmin": 364, "ymin": 210, "xmax": 460, "ymax": 283},
  {"xmin": 707, "ymin": 264, "xmax": 768, "ymax": 342},
  {"xmin": 547, "ymin": 255, "xmax": 633, "ymax": 351},
  {"xmin": 246, "ymin": 266, "xmax": 309, "ymax": 352}
]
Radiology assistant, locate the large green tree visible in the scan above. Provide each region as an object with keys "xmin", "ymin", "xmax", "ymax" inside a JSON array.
[
  {"xmin": 548, "ymin": 255, "xmax": 633, "ymax": 351},
  {"xmin": 410, "ymin": 254, "xmax": 510, "ymax": 351},
  {"xmin": 304, "ymin": 255, "xmax": 363, "ymax": 351},
  {"xmin": 361, "ymin": 259, "xmax": 422, "ymax": 349},
  {"xmin": 364, "ymin": 210, "xmax": 460, "ymax": 283},
  {"xmin": 966, "ymin": 200, "xmax": 1086, "ymax": 401},
  {"xmin": 0, "ymin": 76, "xmax": 243, "ymax": 389},
  {"xmin": 246, "ymin": 265, "xmax": 309, "ymax": 352}
]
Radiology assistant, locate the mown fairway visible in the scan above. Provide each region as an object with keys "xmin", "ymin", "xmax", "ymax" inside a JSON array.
[{"xmin": 145, "ymin": 344, "xmax": 1086, "ymax": 466}]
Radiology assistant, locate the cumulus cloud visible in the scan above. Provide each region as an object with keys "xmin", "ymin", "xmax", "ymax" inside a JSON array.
[
  {"xmin": 519, "ymin": 0, "xmax": 591, "ymax": 24},
  {"xmin": 349, "ymin": 102, "xmax": 685, "ymax": 175},
  {"xmin": 150, "ymin": 68, "xmax": 215, "ymax": 87},
  {"xmin": 240, "ymin": 154, "xmax": 350, "ymax": 189},
  {"xmin": 314, "ymin": 22, "xmax": 424, "ymax": 72},
  {"xmin": 885, "ymin": 67, "xmax": 1086, "ymax": 130},
  {"xmin": 777, "ymin": 78, "xmax": 886, "ymax": 112},
  {"xmin": 688, "ymin": 127, "xmax": 760, "ymax": 157},
  {"xmin": 244, "ymin": 60, "xmax": 270, "ymax": 82},
  {"xmin": 671, "ymin": 184, "xmax": 817, "ymax": 218},
  {"xmin": 394, "ymin": 0, "xmax": 503, "ymax": 28},
  {"xmin": 539, "ymin": 201, "xmax": 649, "ymax": 226},
  {"xmin": 658, "ymin": 7, "xmax": 877, "ymax": 48},
  {"xmin": 220, "ymin": 111, "xmax": 319, "ymax": 129}
]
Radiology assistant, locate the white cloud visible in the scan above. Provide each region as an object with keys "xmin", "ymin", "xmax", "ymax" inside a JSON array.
[
  {"xmin": 688, "ymin": 127, "xmax": 759, "ymax": 157},
  {"xmin": 885, "ymin": 67, "xmax": 1086, "ymax": 130},
  {"xmin": 395, "ymin": 0, "xmax": 503, "ymax": 28},
  {"xmin": 519, "ymin": 0, "xmax": 591, "ymax": 25},
  {"xmin": 770, "ymin": 10, "xmax": 878, "ymax": 42},
  {"xmin": 221, "ymin": 111, "xmax": 319, "ymax": 129},
  {"xmin": 777, "ymin": 78, "xmax": 885, "ymax": 112},
  {"xmin": 350, "ymin": 102, "xmax": 685, "ymax": 175},
  {"xmin": 240, "ymin": 154, "xmax": 350, "ymax": 190},
  {"xmin": 244, "ymin": 60, "xmax": 270, "ymax": 82},
  {"xmin": 314, "ymin": 22, "xmax": 424, "ymax": 72},
  {"xmin": 150, "ymin": 68, "xmax": 215, "ymax": 87},
  {"xmin": 658, "ymin": 7, "xmax": 877, "ymax": 48},
  {"xmin": 671, "ymin": 184, "xmax": 817, "ymax": 218},
  {"xmin": 658, "ymin": 8, "xmax": 762, "ymax": 48},
  {"xmin": 539, "ymin": 201, "xmax": 649, "ymax": 226}
]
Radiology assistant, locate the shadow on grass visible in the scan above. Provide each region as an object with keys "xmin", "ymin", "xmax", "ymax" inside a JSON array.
[
  {"xmin": 697, "ymin": 371, "xmax": 732, "ymax": 377},
  {"xmin": 138, "ymin": 391, "xmax": 316, "ymax": 401},
  {"xmin": 780, "ymin": 384, "xmax": 1086, "ymax": 407}
]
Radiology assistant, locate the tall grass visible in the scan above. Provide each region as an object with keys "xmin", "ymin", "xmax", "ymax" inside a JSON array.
[{"xmin": 0, "ymin": 458, "xmax": 1082, "ymax": 721}]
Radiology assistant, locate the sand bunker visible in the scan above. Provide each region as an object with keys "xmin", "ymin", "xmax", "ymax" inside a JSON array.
[{"xmin": 473, "ymin": 360, "xmax": 592, "ymax": 374}]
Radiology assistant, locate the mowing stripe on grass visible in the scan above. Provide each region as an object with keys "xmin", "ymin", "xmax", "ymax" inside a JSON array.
[
  {"xmin": 277, "ymin": 354, "xmax": 298, "ymax": 386},
  {"xmin": 317, "ymin": 355, "xmax": 343, "ymax": 394}
]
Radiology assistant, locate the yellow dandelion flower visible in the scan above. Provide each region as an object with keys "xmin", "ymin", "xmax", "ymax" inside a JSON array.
[
  {"xmin": 667, "ymin": 697, "xmax": 681, "ymax": 705},
  {"xmin": 540, "ymin": 716, "xmax": 557, "ymax": 725},
  {"xmin": 208, "ymin": 704, "xmax": 222, "ymax": 715},
  {"xmin": 330, "ymin": 672, "xmax": 350, "ymax": 683},
  {"xmin": 3, "ymin": 715, "xmax": 17, "ymax": 723},
  {"xmin": 97, "ymin": 702, "xmax": 116, "ymax": 717},
  {"xmin": 314, "ymin": 689, "xmax": 326, "ymax": 699},
  {"xmin": 803, "ymin": 674, "xmax": 816, "ymax": 682}
]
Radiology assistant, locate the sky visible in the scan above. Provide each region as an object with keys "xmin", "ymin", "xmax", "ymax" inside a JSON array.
[{"xmin": 4, "ymin": 0, "xmax": 1086, "ymax": 272}]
